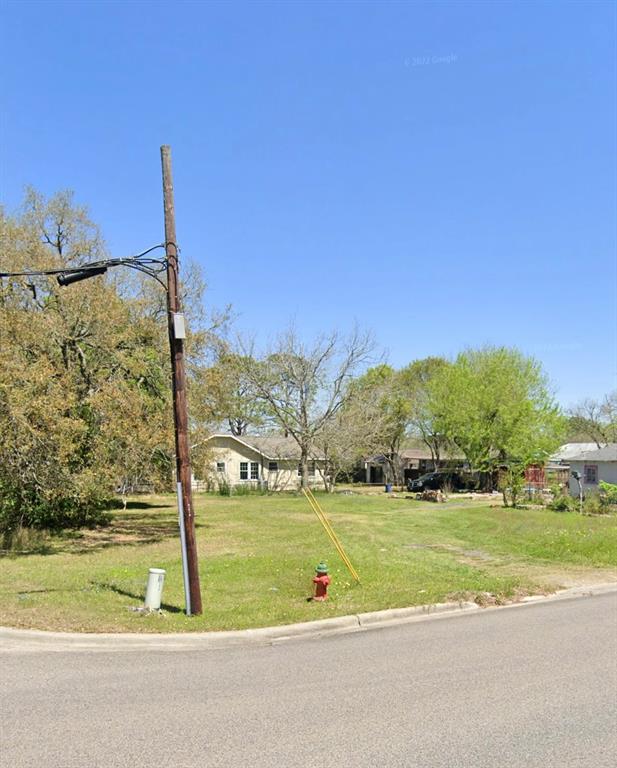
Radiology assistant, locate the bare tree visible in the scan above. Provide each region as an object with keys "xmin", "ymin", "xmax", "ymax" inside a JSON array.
[
  {"xmin": 351, "ymin": 364, "xmax": 409, "ymax": 487},
  {"xmin": 239, "ymin": 326, "xmax": 375, "ymax": 488},
  {"xmin": 568, "ymin": 392, "xmax": 617, "ymax": 446},
  {"xmin": 315, "ymin": 391, "xmax": 388, "ymax": 491}
]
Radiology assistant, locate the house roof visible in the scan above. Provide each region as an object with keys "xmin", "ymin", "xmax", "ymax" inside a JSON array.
[
  {"xmin": 551, "ymin": 443, "xmax": 617, "ymax": 463},
  {"xmin": 399, "ymin": 448, "xmax": 435, "ymax": 461},
  {"xmin": 207, "ymin": 433, "xmax": 325, "ymax": 461}
]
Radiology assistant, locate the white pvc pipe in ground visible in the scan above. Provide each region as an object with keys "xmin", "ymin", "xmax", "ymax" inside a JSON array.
[{"xmin": 144, "ymin": 568, "xmax": 166, "ymax": 610}]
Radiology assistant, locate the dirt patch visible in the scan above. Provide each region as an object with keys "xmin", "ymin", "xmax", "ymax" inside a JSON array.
[
  {"xmin": 447, "ymin": 586, "xmax": 545, "ymax": 606},
  {"xmin": 499, "ymin": 562, "xmax": 617, "ymax": 589},
  {"xmin": 404, "ymin": 542, "xmax": 496, "ymax": 563}
]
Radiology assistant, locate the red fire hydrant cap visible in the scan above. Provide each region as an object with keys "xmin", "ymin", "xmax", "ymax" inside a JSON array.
[{"xmin": 315, "ymin": 562, "xmax": 328, "ymax": 574}]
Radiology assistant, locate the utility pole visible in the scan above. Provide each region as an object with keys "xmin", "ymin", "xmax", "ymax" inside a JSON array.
[{"xmin": 161, "ymin": 145, "xmax": 203, "ymax": 615}]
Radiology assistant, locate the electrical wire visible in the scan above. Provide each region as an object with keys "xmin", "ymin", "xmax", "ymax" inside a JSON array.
[{"xmin": 0, "ymin": 244, "xmax": 169, "ymax": 288}]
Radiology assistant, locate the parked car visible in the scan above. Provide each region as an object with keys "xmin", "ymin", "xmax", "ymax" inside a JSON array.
[{"xmin": 407, "ymin": 470, "xmax": 465, "ymax": 492}]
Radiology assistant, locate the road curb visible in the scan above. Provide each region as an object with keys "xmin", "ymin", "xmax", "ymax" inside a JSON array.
[
  {"xmin": 356, "ymin": 600, "xmax": 479, "ymax": 628},
  {"xmin": 1, "ymin": 582, "xmax": 616, "ymax": 652}
]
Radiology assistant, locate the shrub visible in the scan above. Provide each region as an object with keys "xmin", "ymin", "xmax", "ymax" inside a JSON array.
[
  {"xmin": 548, "ymin": 494, "xmax": 576, "ymax": 513},
  {"xmin": 599, "ymin": 481, "xmax": 617, "ymax": 505},
  {"xmin": 530, "ymin": 490, "xmax": 547, "ymax": 506},
  {"xmin": 499, "ymin": 466, "xmax": 525, "ymax": 507},
  {"xmin": 0, "ymin": 478, "xmax": 111, "ymax": 537},
  {"xmin": 217, "ymin": 478, "xmax": 232, "ymax": 496},
  {"xmin": 583, "ymin": 494, "xmax": 608, "ymax": 515},
  {"xmin": 232, "ymin": 483, "xmax": 253, "ymax": 496}
]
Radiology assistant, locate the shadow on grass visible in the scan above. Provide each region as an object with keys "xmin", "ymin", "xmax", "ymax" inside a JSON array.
[
  {"xmin": 92, "ymin": 581, "xmax": 184, "ymax": 614},
  {"xmin": 2, "ymin": 513, "xmax": 211, "ymax": 557},
  {"xmin": 124, "ymin": 501, "xmax": 172, "ymax": 510},
  {"xmin": 1, "ymin": 544, "xmax": 56, "ymax": 557}
]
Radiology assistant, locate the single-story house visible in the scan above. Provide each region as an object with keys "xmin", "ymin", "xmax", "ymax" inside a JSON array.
[
  {"xmin": 202, "ymin": 433, "xmax": 326, "ymax": 491},
  {"xmin": 550, "ymin": 443, "xmax": 617, "ymax": 496}
]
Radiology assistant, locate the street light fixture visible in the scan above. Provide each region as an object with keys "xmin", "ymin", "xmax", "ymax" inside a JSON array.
[{"xmin": 57, "ymin": 266, "xmax": 108, "ymax": 286}]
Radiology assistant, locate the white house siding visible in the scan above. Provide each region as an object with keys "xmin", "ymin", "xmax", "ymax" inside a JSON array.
[
  {"xmin": 206, "ymin": 435, "xmax": 322, "ymax": 491},
  {"xmin": 568, "ymin": 460, "xmax": 617, "ymax": 495}
]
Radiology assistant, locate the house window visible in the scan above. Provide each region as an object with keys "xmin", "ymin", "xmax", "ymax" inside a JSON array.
[
  {"xmin": 298, "ymin": 462, "xmax": 315, "ymax": 476},
  {"xmin": 240, "ymin": 462, "xmax": 248, "ymax": 480},
  {"xmin": 250, "ymin": 462, "xmax": 259, "ymax": 480},
  {"xmin": 216, "ymin": 462, "xmax": 225, "ymax": 473},
  {"xmin": 268, "ymin": 461, "xmax": 278, "ymax": 472},
  {"xmin": 584, "ymin": 465, "xmax": 598, "ymax": 484}
]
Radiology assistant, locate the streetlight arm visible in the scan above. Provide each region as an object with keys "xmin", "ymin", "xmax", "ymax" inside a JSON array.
[{"xmin": 0, "ymin": 244, "xmax": 169, "ymax": 290}]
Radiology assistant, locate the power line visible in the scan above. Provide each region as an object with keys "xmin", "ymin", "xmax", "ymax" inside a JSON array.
[{"xmin": 0, "ymin": 244, "xmax": 169, "ymax": 288}]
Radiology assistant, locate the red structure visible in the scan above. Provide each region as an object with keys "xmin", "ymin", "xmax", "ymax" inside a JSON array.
[
  {"xmin": 525, "ymin": 464, "xmax": 546, "ymax": 490},
  {"xmin": 312, "ymin": 562, "xmax": 331, "ymax": 601}
]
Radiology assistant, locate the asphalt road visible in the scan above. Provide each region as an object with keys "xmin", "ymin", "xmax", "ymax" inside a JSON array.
[{"xmin": 2, "ymin": 594, "xmax": 616, "ymax": 768}]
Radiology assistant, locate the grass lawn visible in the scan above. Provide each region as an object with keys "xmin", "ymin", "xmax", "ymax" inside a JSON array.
[{"xmin": 1, "ymin": 492, "xmax": 616, "ymax": 633}]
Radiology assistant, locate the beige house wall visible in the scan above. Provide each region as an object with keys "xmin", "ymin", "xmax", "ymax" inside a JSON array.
[{"xmin": 206, "ymin": 435, "xmax": 323, "ymax": 491}]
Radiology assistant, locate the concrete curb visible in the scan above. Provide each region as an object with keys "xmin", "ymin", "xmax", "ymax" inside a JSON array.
[
  {"xmin": 356, "ymin": 601, "xmax": 479, "ymax": 628},
  {"xmin": 1, "ymin": 582, "xmax": 615, "ymax": 652}
]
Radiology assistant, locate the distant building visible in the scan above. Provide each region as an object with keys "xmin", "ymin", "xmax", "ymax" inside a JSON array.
[
  {"xmin": 364, "ymin": 447, "xmax": 466, "ymax": 485},
  {"xmin": 551, "ymin": 443, "xmax": 617, "ymax": 496},
  {"xmin": 201, "ymin": 433, "xmax": 326, "ymax": 491}
]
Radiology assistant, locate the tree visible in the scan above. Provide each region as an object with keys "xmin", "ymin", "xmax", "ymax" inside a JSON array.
[
  {"xmin": 197, "ymin": 353, "xmax": 266, "ymax": 436},
  {"xmin": 430, "ymin": 346, "xmax": 564, "ymax": 503},
  {"xmin": 239, "ymin": 327, "xmax": 375, "ymax": 488},
  {"xmin": 399, "ymin": 357, "xmax": 450, "ymax": 465},
  {"xmin": 0, "ymin": 190, "xmax": 225, "ymax": 535},
  {"xmin": 351, "ymin": 365, "xmax": 410, "ymax": 487},
  {"xmin": 315, "ymin": 385, "xmax": 389, "ymax": 491},
  {"xmin": 567, "ymin": 392, "xmax": 617, "ymax": 446},
  {"xmin": 0, "ymin": 192, "xmax": 171, "ymax": 533}
]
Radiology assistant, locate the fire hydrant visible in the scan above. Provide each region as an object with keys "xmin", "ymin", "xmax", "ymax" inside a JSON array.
[{"xmin": 312, "ymin": 562, "xmax": 331, "ymax": 601}]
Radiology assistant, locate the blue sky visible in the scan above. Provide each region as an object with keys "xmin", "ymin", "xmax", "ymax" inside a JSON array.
[{"xmin": 1, "ymin": 0, "xmax": 615, "ymax": 405}]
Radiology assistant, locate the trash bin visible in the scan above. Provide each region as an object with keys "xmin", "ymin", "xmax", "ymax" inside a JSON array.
[{"xmin": 385, "ymin": 483, "xmax": 392, "ymax": 493}]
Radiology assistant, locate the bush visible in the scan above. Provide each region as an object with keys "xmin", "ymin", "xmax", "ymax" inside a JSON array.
[
  {"xmin": 499, "ymin": 466, "xmax": 525, "ymax": 507},
  {"xmin": 0, "ymin": 478, "xmax": 111, "ymax": 537},
  {"xmin": 529, "ymin": 490, "xmax": 547, "ymax": 506},
  {"xmin": 217, "ymin": 478, "xmax": 232, "ymax": 496},
  {"xmin": 232, "ymin": 483, "xmax": 269, "ymax": 496},
  {"xmin": 584, "ymin": 487, "xmax": 617, "ymax": 515},
  {"xmin": 583, "ymin": 494, "xmax": 608, "ymax": 515},
  {"xmin": 599, "ymin": 481, "xmax": 617, "ymax": 505},
  {"xmin": 231, "ymin": 483, "xmax": 253, "ymax": 496},
  {"xmin": 548, "ymin": 494, "xmax": 577, "ymax": 513}
]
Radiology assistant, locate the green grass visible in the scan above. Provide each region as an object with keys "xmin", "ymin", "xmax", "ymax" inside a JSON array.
[{"xmin": 1, "ymin": 493, "xmax": 615, "ymax": 633}]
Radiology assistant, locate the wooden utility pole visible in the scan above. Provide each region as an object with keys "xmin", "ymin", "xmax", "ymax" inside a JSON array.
[{"xmin": 161, "ymin": 145, "xmax": 202, "ymax": 615}]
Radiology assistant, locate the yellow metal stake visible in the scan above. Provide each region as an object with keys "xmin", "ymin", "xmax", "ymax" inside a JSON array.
[{"xmin": 302, "ymin": 488, "xmax": 360, "ymax": 583}]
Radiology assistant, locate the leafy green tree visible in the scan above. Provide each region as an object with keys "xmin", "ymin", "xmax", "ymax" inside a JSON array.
[
  {"xmin": 429, "ymin": 346, "xmax": 564, "ymax": 503},
  {"xmin": 399, "ymin": 357, "xmax": 450, "ymax": 465}
]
